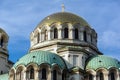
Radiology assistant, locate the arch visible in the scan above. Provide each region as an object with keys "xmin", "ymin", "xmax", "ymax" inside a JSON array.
[
  {"xmin": 52, "ymin": 64, "xmax": 62, "ymax": 80},
  {"xmin": 39, "ymin": 63, "xmax": 51, "ymax": 80},
  {"xmin": 54, "ymin": 28, "xmax": 58, "ymax": 39},
  {"xmin": 74, "ymin": 28, "xmax": 79, "ymax": 39},
  {"xmin": 96, "ymin": 68, "xmax": 108, "ymax": 80},
  {"xmin": 64, "ymin": 28, "xmax": 69, "ymax": 38},
  {"xmin": 86, "ymin": 69, "xmax": 96, "ymax": 80},
  {"xmin": 9, "ymin": 68, "xmax": 15, "ymax": 80},
  {"xmin": 16, "ymin": 66, "xmax": 24, "ymax": 80},
  {"xmin": 0, "ymin": 33, "xmax": 8, "ymax": 48},
  {"xmin": 109, "ymin": 68, "xmax": 117, "ymax": 80},
  {"xmin": 41, "ymin": 27, "xmax": 48, "ymax": 41},
  {"xmin": 26, "ymin": 65, "xmax": 37, "ymax": 80}
]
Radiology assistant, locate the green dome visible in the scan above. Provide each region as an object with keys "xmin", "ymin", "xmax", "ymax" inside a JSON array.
[
  {"xmin": 13, "ymin": 50, "xmax": 66, "ymax": 69},
  {"xmin": 86, "ymin": 55, "xmax": 120, "ymax": 70},
  {"xmin": 37, "ymin": 12, "xmax": 90, "ymax": 27}
]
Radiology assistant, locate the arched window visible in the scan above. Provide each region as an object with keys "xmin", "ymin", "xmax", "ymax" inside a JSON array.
[
  {"xmin": 37, "ymin": 33, "xmax": 40, "ymax": 43},
  {"xmin": 99, "ymin": 72, "xmax": 104, "ymax": 80},
  {"xmin": 53, "ymin": 70, "xmax": 57, "ymax": 80},
  {"xmin": 42, "ymin": 68, "xmax": 46, "ymax": 79},
  {"xmin": 110, "ymin": 72, "xmax": 115, "ymax": 80},
  {"xmin": 64, "ymin": 28, "xmax": 68, "ymax": 38},
  {"xmin": 0, "ymin": 37, "xmax": 3, "ymax": 47},
  {"xmin": 75, "ymin": 28, "xmax": 79, "ymax": 39},
  {"xmin": 30, "ymin": 67, "xmax": 34, "ymax": 79},
  {"xmin": 54, "ymin": 28, "xmax": 58, "ymax": 39},
  {"xmin": 44, "ymin": 30, "xmax": 47, "ymax": 40},
  {"xmin": 83, "ymin": 31, "xmax": 87, "ymax": 42},
  {"xmin": 88, "ymin": 74, "xmax": 93, "ymax": 80}
]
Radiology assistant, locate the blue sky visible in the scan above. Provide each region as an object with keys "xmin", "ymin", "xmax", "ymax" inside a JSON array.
[{"xmin": 0, "ymin": 0, "xmax": 120, "ymax": 62}]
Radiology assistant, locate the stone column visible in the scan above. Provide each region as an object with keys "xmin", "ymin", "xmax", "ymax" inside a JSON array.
[
  {"xmin": 69, "ymin": 29, "xmax": 74, "ymax": 39},
  {"xmin": 48, "ymin": 29, "xmax": 51, "ymax": 40},
  {"xmin": 35, "ymin": 69, "xmax": 38, "ymax": 80},
  {"xmin": 104, "ymin": 72, "xmax": 108, "ymax": 80},
  {"xmin": 69, "ymin": 24, "xmax": 74, "ymax": 39},
  {"xmin": 116, "ymin": 71, "xmax": 120, "ymax": 80},
  {"xmin": 93, "ymin": 75, "xmax": 96, "ymax": 80},
  {"xmin": 23, "ymin": 70, "xmax": 26, "ymax": 80},
  {"xmin": 79, "ymin": 28, "xmax": 84, "ymax": 41},
  {"xmin": 58, "ymin": 28, "xmax": 62, "ymax": 39},
  {"xmin": 48, "ymin": 70, "xmax": 51, "ymax": 80}
]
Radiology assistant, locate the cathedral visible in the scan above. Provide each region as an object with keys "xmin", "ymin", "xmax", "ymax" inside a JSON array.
[{"xmin": 0, "ymin": 9, "xmax": 120, "ymax": 80}]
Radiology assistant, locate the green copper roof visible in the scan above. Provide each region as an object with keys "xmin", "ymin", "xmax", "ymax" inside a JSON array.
[
  {"xmin": 86, "ymin": 55, "xmax": 120, "ymax": 70},
  {"xmin": 13, "ymin": 50, "xmax": 66, "ymax": 69},
  {"xmin": 0, "ymin": 73, "xmax": 9, "ymax": 80},
  {"xmin": 37, "ymin": 12, "xmax": 90, "ymax": 27}
]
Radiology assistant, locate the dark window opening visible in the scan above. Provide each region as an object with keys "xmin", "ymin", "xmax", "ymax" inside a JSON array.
[
  {"xmin": 88, "ymin": 74, "xmax": 93, "ymax": 80},
  {"xmin": 37, "ymin": 33, "xmax": 40, "ymax": 43},
  {"xmin": 42, "ymin": 68, "xmax": 46, "ymax": 79},
  {"xmin": 83, "ymin": 31, "xmax": 87, "ymax": 42},
  {"xmin": 64, "ymin": 28, "xmax": 68, "ymax": 38},
  {"xmin": 1, "ymin": 71, "xmax": 3, "ymax": 74},
  {"xmin": 0, "ymin": 37, "xmax": 3, "ymax": 47},
  {"xmin": 30, "ymin": 68, "xmax": 34, "ymax": 79},
  {"xmin": 44, "ymin": 30, "xmax": 47, "ymax": 40},
  {"xmin": 100, "ymin": 72, "xmax": 104, "ymax": 80},
  {"xmin": 91, "ymin": 34, "xmax": 92, "ymax": 43},
  {"xmin": 54, "ymin": 28, "xmax": 58, "ymax": 39},
  {"xmin": 75, "ymin": 28, "xmax": 79, "ymax": 39},
  {"xmin": 110, "ymin": 72, "xmax": 115, "ymax": 80},
  {"xmin": 53, "ymin": 70, "xmax": 57, "ymax": 80}
]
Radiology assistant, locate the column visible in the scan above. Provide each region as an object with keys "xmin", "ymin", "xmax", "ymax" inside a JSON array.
[
  {"xmin": 35, "ymin": 69, "xmax": 38, "ymax": 80},
  {"xmin": 48, "ymin": 29, "xmax": 51, "ymax": 40},
  {"xmin": 116, "ymin": 71, "xmax": 120, "ymax": 80},
  {"xmin": 48, "ymin": 70, "xmax": 51, "ymax": 80},
  {"xmin": 79, "ymin": 31, "xmax": 83, "ymax": 41},
  {"xmin": 93, "ymin": 75, "xmax": 96, "ymax": 80},
  {"xmin": 69, "ymin": 29, "xmax": 74, "ymax": 39},
  {"xmin": 104, "ymin": 72, "xmax": 108, "ymax": 80},
  {"xmin": 69, "ymin": 24, "xmax": 74, "ymax": 39},
  {"xmin": 58, "ymin": 28, "xmax": 62, "ymax": 39},
  {"xmin": 23, "ymin": 70, "xmax": 26, "ymax": 80}
]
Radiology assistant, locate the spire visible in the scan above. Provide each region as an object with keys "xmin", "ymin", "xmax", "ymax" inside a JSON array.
[{"xmin": 61, "ymin": 4, "xmax": 65, "ymax": 12}]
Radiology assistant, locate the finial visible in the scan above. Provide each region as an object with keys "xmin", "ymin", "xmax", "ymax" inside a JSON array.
[{"xmin": 61, "ymin": 4, "xmax": 65, "ymax": 12}]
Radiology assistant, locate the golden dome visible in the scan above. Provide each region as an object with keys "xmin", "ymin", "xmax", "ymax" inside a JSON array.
[{"xmin": 37, "ymin": 12, "xmax": 90, "ymax": 27}]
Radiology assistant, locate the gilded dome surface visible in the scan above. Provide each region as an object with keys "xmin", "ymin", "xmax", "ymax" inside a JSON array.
[
  {"xmin": 86, "ymin": 55, "xmax": 120, "ymax": 70},
  {"xmin": 13, "ymin": 50, "xmax": 66, "ymax": 69},
  {"xmin": 37, "ymin": 12, "xmax": 90, "ymax": 27}
]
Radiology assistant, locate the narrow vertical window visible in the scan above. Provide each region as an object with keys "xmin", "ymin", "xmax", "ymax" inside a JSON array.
[
  {"xmin": 44, "ymin": 30, "xmax": 47, "ymax": 40},
  {"xmin": 30, "ymin": 68, "xmax": 34, "ymax": 79},
  {"xmin": 83, "ymin": 31, "xmax": 87, "ymax": 42},
  {"xmin": 91, "ymin": 34, "xmax": 92, "ymax": 43},
  {"xmin": 37, "ymin": 33, "xmax": 40, "ymax": 43},
  {"xmin": 53, "ymin": 70, "xmax": 57, "ymax": 80},
  {"xmin": 75, "ymin": 28, "xmax": 79, "ymax": 39},
  {"xmin": 100, "ymin": 72, "xmax": 104, "ymax": 80},
  {"xmin": 64, "ymin": 28, "xmax": 68, "ymax": 38},
  {"xmin": 42, "ymin": 68, "xmax": 46, "ymax": 79},
  {"xmin": 54, "ymin": 28, "xmax": 58, "ymax": 39},
  {"xmin": 0, "ymin": 37, "xmax": 3, "ymax": 47},
  {"xmin": 110, "ymin": 72, "xmax": 115, "ymax": 80},
  {"xmin": 88, "ymin": 74, "xmax": 93, "ymax": 80}
]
